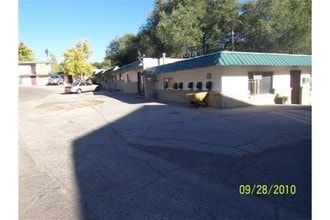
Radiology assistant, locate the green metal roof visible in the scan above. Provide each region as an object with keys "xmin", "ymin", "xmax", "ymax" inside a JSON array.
[
  {"xmin": 103, "ymin": 66, "xmax": 119, "ymax": 75},
  {"xmin": 143, "ymin": 51, "xmax": 311, "ymax": 75},
  {"xmin": 50, "ymin": 71, "xmax": 64, "ymax": 76},
  {"xmin": 219, "ymin": 52, "xmax": 311, "ymax": 66},
  {"xmin": 104, "ymin": 60, "xmax": 142, "ymax": 75}
]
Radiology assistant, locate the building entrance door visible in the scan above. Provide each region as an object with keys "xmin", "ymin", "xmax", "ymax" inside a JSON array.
[
  {"xmin": 137, "ymin": 72, "xmax": 144, "ymax": 95},
  {"xmin": 31, "ymin": 75, "xmax": 36, "ymax": 85},
  {"xmin": 290, "ymin": 70, "xmax": 301, "ymax": 104}
]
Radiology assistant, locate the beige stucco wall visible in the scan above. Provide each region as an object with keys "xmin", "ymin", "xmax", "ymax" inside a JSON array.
[
  {"xmin": 36, "ymin": 63, "xmax": 51, "ymax": 76},
  {"xmin": 102, "ymin": 58, "xmax": 184, "ymax": 94},
  {"xmin": 300, "ymin": 71, "xmax": 312, "ymax": 105},
  {"xmin": 123, "ymin": 81, "xmax": 138, "ymax": 93},
  {"xmin": 36, "ymin": 76, "xmax": 49, "ymax": 85},
  {"xmin": 103, "ymin": 75, "xmax": 112, "ymax": 90},
  {"xmin": 18, "ymin": 64, "xmax": 34, "ymax": 75},
  {"xmin": 122, "ymin": 71, "xmax": 138, "ymax": 83},
  {"xmin": 18, "ymin": 62, "xmax": 51, "ymax": 86},
  {"xmin": 18, "ymin": 63, "xmax": 50, "ymax": 75},
  {"xmin": 154, "ymin": 66, "xmax": 221, "ymax": 91},
  {"xmin": 143, "ymin": 57, "xmax": 186, "ymax": 69},
  {"xmin": 156, "ymin": 90, "xmax": 222, "ymax": 108},
  {"xmin": 147, "ymin": 65, "xmax": 311, "ymax": 107},
  {"xmin": 95, "ymin": 74, "xmax": 104, "ymax": 86},
  {"xmin": 116, "ymin": 80, "xmax": 125, "ymax": 91},
  {"xmin": 19, "ymin": 76, "xmax": 32, "ymax": 86},
  {"xmin": 143, "ymin": 58, "xmax": 159, "ymax": 69},
  {"xmin": 18, "ymin": 75, "xmax": 49, "ymax": 86}
]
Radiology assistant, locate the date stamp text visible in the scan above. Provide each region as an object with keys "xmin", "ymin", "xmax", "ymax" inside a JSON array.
[{"xmin": 239, "ymin": 184, "xmax": 297, "ymax": 195}]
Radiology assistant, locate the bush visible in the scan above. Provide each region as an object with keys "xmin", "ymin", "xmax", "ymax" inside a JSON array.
[{"xmin": 274, "ymin": 94, "xmax": 288, "ymax": 104}]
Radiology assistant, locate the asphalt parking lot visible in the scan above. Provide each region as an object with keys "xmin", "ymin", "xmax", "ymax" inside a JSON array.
[{"xmin": 19, "ymin": 85, "xmax": 311, "ymax": 219}]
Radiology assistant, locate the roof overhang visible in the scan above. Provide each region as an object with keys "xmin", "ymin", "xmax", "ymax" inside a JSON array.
[
  {"xmin": 142, "ymin": 51, "xmax": 311, "ymax": 76},
  {"xmin": 104, "ymin": 61, "xmax": 142, "ymax": 75}
]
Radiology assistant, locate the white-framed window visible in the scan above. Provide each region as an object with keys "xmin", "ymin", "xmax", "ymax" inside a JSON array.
[
  {"xmin": 111, "ymin": 75, "xmax": 116, "ymax": 83},
  {"xmin": 127, "ymin": 73, "xmax": 131, "ymax": 82},
  {"xmin": 163, "ymin": 77, "xmax": 173, "ymax": 90},
  {"xmin": 248, "ymin": 72, "xmax": 273, "ymax": 95}
]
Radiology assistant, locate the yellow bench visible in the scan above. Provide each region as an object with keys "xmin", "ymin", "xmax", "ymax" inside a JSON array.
[{"xmin": 185, "ymin": 92, "xmax": 208, "ymax": 108}]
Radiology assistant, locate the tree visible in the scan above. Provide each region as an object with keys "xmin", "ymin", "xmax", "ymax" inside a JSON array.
[
  {"xmin": 62, "ymin": 40, "xmax": 93, "ymax": 80},
  {"xmin": 235, "ymin": 0, "xmax": 275, "ymax": 52},
  {"xmin": 92, "ymin": 62, "xmax": 104, "ymax": 69},
  {"xmin": 200, "ymin": 0, "xmax": 240, "ymax": 53},
  {"xmin": 92, "ymin": 60, "xmax": 111, "ymax": 69},
  {"xmin": 105, "ymin": 34, "xmax": 139, "ymax": 66},
  {"xmin": 236, "ymin": 0, "xmax": 311, "ymax": 54},
  {"xmin": 271, "ymin": 0, "xmax": 311, "ymax": 54},
  {"xmin": 133, "ymin": 0, "xmax": 168, "ymax": 58},
  {"xmin": 144, "ymin": 0, "xmax": 240, "ymax": 57},
  {"xmin": 18, "ymin": 41, "xmax": 35, "ymax": 61},
  {"xmin": 102, "ymin": 59, "xmax": 112, "ymax": 69},
  {"xmin": 156, "ymin": 0, "xmax": 205, "ymax": 57},
  {"xmin": 102, "ymin": 0, "xmax": 311, "ymax": 62}
]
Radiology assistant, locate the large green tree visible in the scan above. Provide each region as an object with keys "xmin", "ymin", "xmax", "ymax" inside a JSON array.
[
  {"xmin": 133, "ymin": 0, "xmax": 168, "ymax": 58},
  {"xmin": 103, "ymin": 0, "xmax": 311, "ymax": 65},
  {"xmin": 105, "ymin": 34, "xmax": 139, "ymax": 67},
  {"xmin": 62, "ymin": 40, "xmax": 93, "ymax": 79},
  {"xmin": 92, "ymin": 59, "xmax": 111, "ymax": 69},
  {"xmin": 236, "ymin": 0, "xmax": 311, "ymax": 54},
  {"xmin": 18, "ymin": 41, "xmax": 35, "ymax": 61},
  {"xmin": 272, "ymin": 0, "xmax": 311, "ymax": 54},
  {"xmin": 143, "ymin": 0, "xmax": 240, "ymax": 57},
  {"xmin": 156, "ymin": 0, "xmax": 205, "ymax": 57},
  {"xmin": 201, "ymin": 0, "xmax": 240, "ymax": 53}
]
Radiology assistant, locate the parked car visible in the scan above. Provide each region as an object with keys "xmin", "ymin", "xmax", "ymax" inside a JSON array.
[
  {"xmin": 48, "ymin": 75, "xmax": 64, "ymax": 85},
  {"xmin": 64, "ymin": 81, "xmax": 100, "ymax": 94}
]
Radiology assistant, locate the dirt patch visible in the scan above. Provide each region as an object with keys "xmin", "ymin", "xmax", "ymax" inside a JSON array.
[{"xmin": 36, "ymin": 100, "xmax": 104, "ymax": 111}]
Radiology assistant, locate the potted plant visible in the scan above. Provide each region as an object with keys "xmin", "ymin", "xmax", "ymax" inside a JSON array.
[{"xmin": 274, "ymin": 94, "xmax": 288, "ymax": 104}]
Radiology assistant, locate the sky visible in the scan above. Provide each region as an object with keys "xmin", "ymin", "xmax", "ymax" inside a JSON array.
[{"xmin": 19, "ymin": 0, "xmax": 155, "ymax": 63}]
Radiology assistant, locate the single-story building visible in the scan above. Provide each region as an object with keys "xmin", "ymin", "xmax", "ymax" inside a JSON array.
[
  {"xmin": 104, "ymin": 60, "xmax": 143, "ymax": 93},
  {"xmin": 97, "ymin": 54, "xmax": 185, "ymax": 94},
  {"xmin": 92, "ymin": 68, "xmax": 106, "ymax": 84},
  {"xmin": 142, "ymin": 51, "xmax": 312, "ymax": 107},
  {"xmin": 18, "ymin": 61, "xmax": 51, "ymax": 86}
]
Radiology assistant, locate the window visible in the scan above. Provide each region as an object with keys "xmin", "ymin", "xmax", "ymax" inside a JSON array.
[
  {"xmin": 196, "ymin": 82, "xmax": 202, "ymax": 90},
  {"xmin": 163, "ymin": 80, "xmax": 168, "ymax": 89},
  {"xmin": 188, "ymin": 82, "xmax": 194, "ymax": 90},
  {"xmin": 163, "ymin": 77, "xmax": 173, "ymax": 90},
  {"xmin": 206, "ymin": 81, "xmax": 212, "ymax": 90},
  {"xmin": 111, "ymin": 75, "xmax": 116, "ymax": 83},
  {"xmin": 178, "ymin": 82, "xmax": 183, "ymax": 90},
  {"xmin": 248, "ymin": 72, "xmax": 273, "ymax": 95}
]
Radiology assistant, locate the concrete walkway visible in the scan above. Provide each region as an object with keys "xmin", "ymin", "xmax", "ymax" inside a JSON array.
[{"xmin": 19, "ymin": 86, "xmax": 311, "ymax": 219}]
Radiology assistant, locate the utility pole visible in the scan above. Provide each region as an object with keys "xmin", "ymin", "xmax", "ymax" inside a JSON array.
[
  {"xmin": 45, "ymin": 48, "xmax": 51, "ymax": 74},
  {"xmin": 231, "ymin": 29, "xmax": 235, "ymax": 51},
  {"xmin": 45, "ymin": 48, "xmax": 49, "ymax": 61}
]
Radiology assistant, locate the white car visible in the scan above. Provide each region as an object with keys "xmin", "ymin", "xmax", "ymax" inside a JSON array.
[
  {"xmin": 48, "ymin": 75, "xmax": 64, "ymax": 85},
  {"xmin": 65, "ymin": 81, "xmax": 100, "ymax": 94}
]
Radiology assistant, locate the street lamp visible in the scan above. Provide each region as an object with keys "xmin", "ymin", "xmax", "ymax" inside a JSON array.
[{"xmin": 45, "ymin": 48, "xmax": 49, "ymax": 61}]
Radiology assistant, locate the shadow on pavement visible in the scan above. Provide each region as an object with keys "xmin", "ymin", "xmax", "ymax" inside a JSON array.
[
  {"xmin": 93, "ymin": 90, "xmax": 153, "ymax": 104},
  {"xmin": 72, "ymin": 98, "xmax": 311, "ymax": 219}
]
